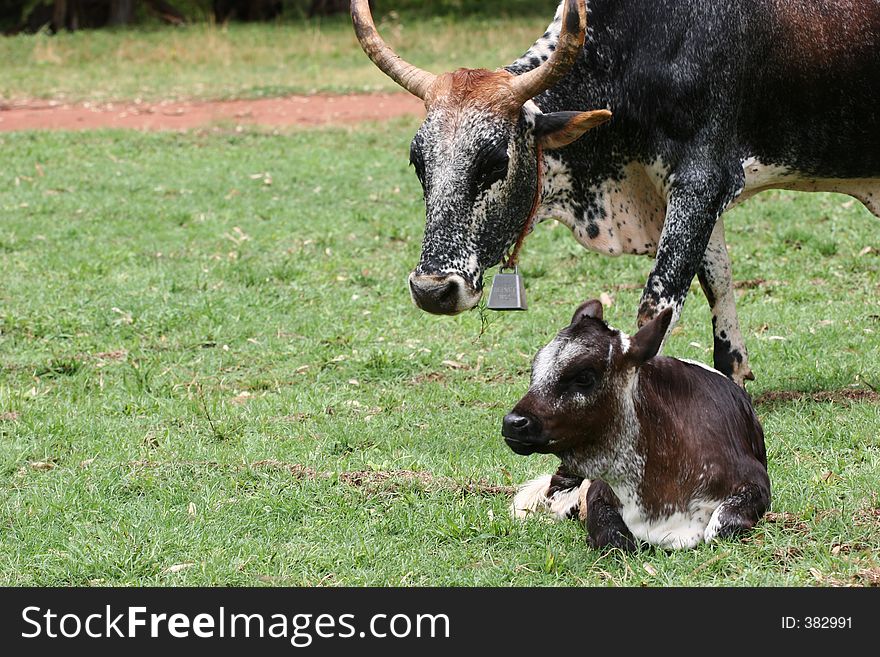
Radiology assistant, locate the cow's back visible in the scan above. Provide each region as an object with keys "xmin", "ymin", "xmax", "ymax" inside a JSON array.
[
  {"xmin": 741, "ymin": 0, "xmax": 880, "ymax": 176},
  {"xmin": 535, "ymin": 0, "xmax": 880, "ymax": 177}
]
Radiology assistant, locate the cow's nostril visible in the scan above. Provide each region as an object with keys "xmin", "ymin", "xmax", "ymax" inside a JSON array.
[
  {"xmin": 442, "ymin": 277, "xmax": 459, "ymax": 299},
  {"xmin": 511, "ymin": 416, "xmax": 529, "ymax": 428}
]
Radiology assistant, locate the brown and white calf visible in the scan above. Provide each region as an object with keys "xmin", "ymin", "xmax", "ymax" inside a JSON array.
[{"xmin": 503, "ymin": 299, "xmax": 770, "ymax": 550}]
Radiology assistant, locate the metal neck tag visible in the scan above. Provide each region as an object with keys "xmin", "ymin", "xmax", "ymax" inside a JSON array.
[{"xmin": 487, "ymin": 266, "xmax": 527, "ymax": 311}]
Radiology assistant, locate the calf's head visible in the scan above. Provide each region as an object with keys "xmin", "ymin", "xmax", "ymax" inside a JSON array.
[
  {"xmin": 352, "ymin": 0, "xmax": 611, "ymax": 314},
  {"xmin": 503, "ymin": 300, "xmax": 673, "ymax": 456}
]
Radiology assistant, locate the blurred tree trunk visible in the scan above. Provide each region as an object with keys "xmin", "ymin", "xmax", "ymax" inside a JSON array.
[
  {"xmin": 68, "ymin": 0, "xmax": 80, "ymax": 30},
  {"xmin": 51, "ymin": 0, "xmax": 67, "ymax": 30},
  {"xmin": 108, "ymin": 0, "xmax": 135, "ymax": 25}
]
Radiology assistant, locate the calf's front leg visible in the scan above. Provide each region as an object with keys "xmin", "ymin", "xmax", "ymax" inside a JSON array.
[{"xmin": 585, "ymin": 480, "xmax": 638, "ymax": 552}]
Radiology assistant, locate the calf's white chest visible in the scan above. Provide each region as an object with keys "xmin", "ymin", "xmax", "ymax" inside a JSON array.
[{"xmin": 616, "ymin": 486, "xmax": 721, "ymax": 550}]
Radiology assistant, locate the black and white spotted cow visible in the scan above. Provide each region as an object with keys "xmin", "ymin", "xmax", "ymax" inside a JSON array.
[{"xmin": 352, "ymin": 0, "xmax": 880, "ymax": 386}]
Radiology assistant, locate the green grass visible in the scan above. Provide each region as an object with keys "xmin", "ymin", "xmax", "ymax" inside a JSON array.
[
  {"xmin": 0, "ymin": 12, "xmax": 558, "ymax": 103},
  {"xmin": 0, "ymin": 123, "xmax": 878, "ymax": 586}
]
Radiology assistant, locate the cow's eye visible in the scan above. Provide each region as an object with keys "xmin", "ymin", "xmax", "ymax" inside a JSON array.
[
  {"xmin": 410, "ymin": 143, "xmax": 426, "ymax": 189},
  {"xmin": 476, "ymin": 142, "xmax": 509, "ymax": 191},
  {"xmin": 572, "ymin": 370, "xmax": 597, "ymax": 392}
]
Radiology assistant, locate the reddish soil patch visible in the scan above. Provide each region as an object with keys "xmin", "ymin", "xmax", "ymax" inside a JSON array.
[{"xmin": 0, "ymin": 93, "xmax": 425, "ymax": 132}]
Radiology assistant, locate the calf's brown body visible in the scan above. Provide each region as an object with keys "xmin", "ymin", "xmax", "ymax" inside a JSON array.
[{"xmin": 504, "ymin": 299, "xmax": 770, "ymax": 550}]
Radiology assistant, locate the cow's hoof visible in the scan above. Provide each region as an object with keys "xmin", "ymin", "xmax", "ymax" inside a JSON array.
[{"xmin": 732, "ymin": 365, "xmax": 755, "ymax": 388}]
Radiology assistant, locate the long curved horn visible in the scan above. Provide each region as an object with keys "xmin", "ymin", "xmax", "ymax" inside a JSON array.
[
  {"xmin": 351, "ymin": 0, "xmax": 436, "ymax": 100},
  {"xmin": 511, "ymin": 0, "xmax": 587, "ymax": 103}
]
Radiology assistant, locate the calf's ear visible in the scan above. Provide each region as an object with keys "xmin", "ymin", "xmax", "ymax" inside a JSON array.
[
  {"xmin": 627, "ymin": 308, "xmax": 674, "ymax": 365},
  {"xmin": 534, "ymin": 110, "xmax": 612, "ymax": 150},
  {"xmin": 570, "ymin": 298, "xmax": 603, "ymax": 325}
]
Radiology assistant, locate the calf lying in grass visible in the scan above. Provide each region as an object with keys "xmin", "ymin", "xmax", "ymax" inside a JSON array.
[{"xmin": 503, "ymin": 299, "xmax": 770, "ymax": 550}]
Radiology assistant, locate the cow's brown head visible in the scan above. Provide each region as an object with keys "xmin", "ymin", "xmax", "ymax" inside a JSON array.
[{"xmin": 352, "ymin": 0, "xmax": 610, "ymax": 314}]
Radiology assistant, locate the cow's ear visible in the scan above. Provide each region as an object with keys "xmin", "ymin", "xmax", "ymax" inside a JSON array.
[
  {"xmin": 570, "ymin": 299, "xmax": 603, "ymax": 325},
  {"xmin": 626, "ymin": 308, "xmax": 673, "ymax": 365},
  {"xmin": 534, "ymin": 110, "xmax": 612, "ymax": 149}
]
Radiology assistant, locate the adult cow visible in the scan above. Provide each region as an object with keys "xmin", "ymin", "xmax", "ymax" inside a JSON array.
[{"xmin": 351, "ymin": 0, "xmax": 880, "ymax": 385}]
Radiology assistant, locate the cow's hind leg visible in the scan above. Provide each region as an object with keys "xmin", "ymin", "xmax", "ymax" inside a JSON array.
[
  {"xmin": 697, "ymin": 219, "xmax": 754, "ymax": 386},
  {"xmin": 512, "ymin": 467, "xmax": 587, "ymax": 520},
  {"xmin": 703, "ymin": 481, "xmax": 770, "ymax": 542},
  {"xmin": 842, "ymin": 183, "xmax": 880, "ymax": 218},
  {"xmin": 585, "ymin": 480, "xmax": 638, "ymax": 552}
]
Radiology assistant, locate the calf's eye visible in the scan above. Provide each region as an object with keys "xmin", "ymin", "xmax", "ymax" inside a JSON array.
[{"xmin": 572, "ymin": 370, "xmax": 597, "ymax": 392}]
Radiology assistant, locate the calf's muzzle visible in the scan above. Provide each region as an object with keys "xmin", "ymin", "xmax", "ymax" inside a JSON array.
[{"xmin": 502, "ymin": 411, "xmax": 548, "ymax": 455}]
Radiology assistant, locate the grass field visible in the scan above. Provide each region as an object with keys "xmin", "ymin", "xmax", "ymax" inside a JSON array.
[
  {"xmin": 0, "ymin": 14, "xmax": 557, "ymax": 103},
  {"xmin": 1, "ymin": 121, "xmax": 878, "ymax": 586}
]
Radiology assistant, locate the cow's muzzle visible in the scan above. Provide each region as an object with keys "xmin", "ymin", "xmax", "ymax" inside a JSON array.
[
  {"xmin": 502, "ymin": 412, "xmax": 549, "ymax": 455},
  {"xmin": 408, "ymin": 272, "xmax": 481, "ymax": 315}
]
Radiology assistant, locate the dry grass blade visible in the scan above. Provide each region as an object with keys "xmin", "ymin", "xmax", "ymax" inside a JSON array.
[
  {"xmin": 855, "ymin": 568, "xmax": 880, "ymax": 586},
  {"xmin": 852, "ymin": 507, "xmax": 880, "ymax": 527},
  {"xmin": 762, "ymin": 511, "xmax": 810, "ymax": 533},
  {"xmin": 162, "ymin": 563, "xmax": 196, "ymax": 574},
  {"xmin": 754, "ymin": 389, "xmax": 880, "ymax": 407},
  {"xmin": 123, "ymin": 459, "xmax": 516, "ymax": 497},
  {"xmin": 690, "ymin": 551, "xmax": 731, "ymax": 575}
]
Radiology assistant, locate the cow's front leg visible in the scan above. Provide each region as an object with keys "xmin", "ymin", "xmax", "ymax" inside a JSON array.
[
  {"xmin": 697, "ymin": 220, "xmax": 754, "ymax": 386},
  {"xmin": 637, "ymin": 167, "xmax": 743, "ymax": 345}
]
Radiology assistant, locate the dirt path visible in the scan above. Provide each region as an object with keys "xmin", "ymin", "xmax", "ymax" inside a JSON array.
[{"xmin": 0, "ymin": 93, "xmax": 425, "ymax": 132}]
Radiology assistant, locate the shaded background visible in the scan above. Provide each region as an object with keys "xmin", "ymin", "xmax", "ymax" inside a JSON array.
[{"xmin": 2, "ymin": 1, "xmax": 556, "ymax": 33}]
